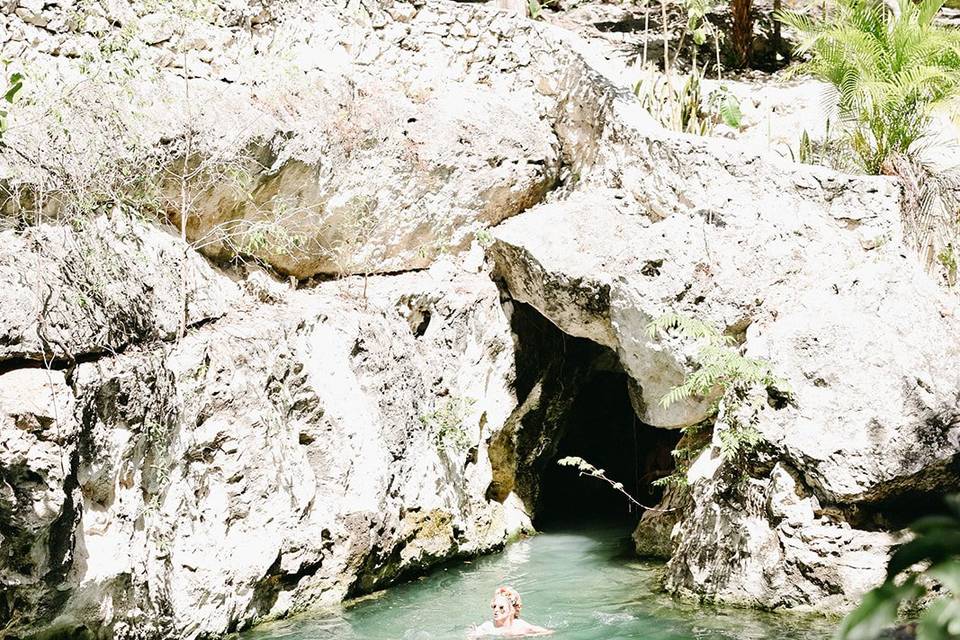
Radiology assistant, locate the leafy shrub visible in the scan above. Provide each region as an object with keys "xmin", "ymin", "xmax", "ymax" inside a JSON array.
[
  {"xmin": 421, "ymin": 397, "xmax": 476, "ymax": 451},
  {"xmin": 778, "ymin": 0, "xmax": 960, "ymax": 174},
  {"xmin": 646, "ymin": 313, "xmax": 790, "ymax": 481},
  {"xmin": 839, "ymin": 495, "xmax": 960, "ymax": 640},
  {"xmin": 645, "ymin": 313, "xmax": 783, "ymax": 409}
]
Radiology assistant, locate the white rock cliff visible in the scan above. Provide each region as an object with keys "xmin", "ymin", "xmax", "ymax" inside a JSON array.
[{"xmin": 0, "ymin": 0, "xmax": 959, "ymax": 637}]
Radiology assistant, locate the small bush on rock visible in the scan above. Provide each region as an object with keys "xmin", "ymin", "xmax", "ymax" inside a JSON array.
[
  {"xmin": 779, "ymin": 0, "xmax": 960, "ymax": 174},
  {"xmin": 421, "ymin": 397, "xmax": 476, "ymax": 451},
  {"xmin": 646, "ymin": 312, "xmax": 790, "ymax": 483}
]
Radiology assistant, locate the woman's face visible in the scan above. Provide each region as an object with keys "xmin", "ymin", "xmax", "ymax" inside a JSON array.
[{"xmin": 490, "ymin": 595, "xmax": 513, "ymax": 623}]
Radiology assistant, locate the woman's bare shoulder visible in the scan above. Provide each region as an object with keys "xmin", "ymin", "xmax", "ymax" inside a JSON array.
[
  {"xmin": 467, "ymin": 621, "xmax": 496, "ymax": 637},
  {"xmin": 512, "ymin": 619, "xmax": 554, "ymax": 636}
]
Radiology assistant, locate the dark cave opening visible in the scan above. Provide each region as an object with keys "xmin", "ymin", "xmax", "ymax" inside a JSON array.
[
  {"xmin": 535, "ymin": 370, "xmax": 680, "ymax": 529},
  {"xmin": 493, "ymin": 298, "xmax": 681, "ymax": 531}
]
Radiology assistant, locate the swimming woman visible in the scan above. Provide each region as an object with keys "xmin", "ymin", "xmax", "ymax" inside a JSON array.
[{"xmin": 467, "ymin": 586, "xmax": 553, "ymax": 637}]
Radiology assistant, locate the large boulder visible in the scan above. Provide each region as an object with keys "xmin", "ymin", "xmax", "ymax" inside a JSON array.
[
  {"xmin": 174, "ymin": 77, "xmax": 561, "ymax": 278},
  {"xmin": 488, "ymin": 52, "xmax": 960, "ymax": 610},
  {"xmin": 1, "ymin": 249, "xmax": 529, "ymax": 639},
  {"xmin": 0, "ymin": 1, "xmax": 565, "ymax": 280},
  {"xmin": 0, "ymin": 212, "xmax": 238, "ymax": 362}
]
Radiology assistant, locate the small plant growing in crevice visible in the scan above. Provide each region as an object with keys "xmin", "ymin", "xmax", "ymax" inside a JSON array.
[
  {"xmin": 646, "ymin": 313, "xmax": 783, "ymax": 409},
  {"xmin": 651, "ymin": 421, "xmax": 711, "ymax": 490},
  {"xmin": 475, "ymin": 227, "xmax": 495, "ymax": 248},
  {"xmin": 421, "ymin": 396, "xmax": 476, "ymax": 451},
  {"xmin": 646, "ymin": 312, "xmax": 790, "ymax": 474},
  {"xmin": 938, "ymin": 245, "xmax": 958, "ymax": 285}
]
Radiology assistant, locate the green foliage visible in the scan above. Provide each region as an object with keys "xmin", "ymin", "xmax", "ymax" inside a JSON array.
[
  {"xmin": 645, "ymin": 312, "xmax": 731, "ymax": 344},
  {"xmin": 475, "ymin": 228, "xmax": 495, "ymax": 248},
  {"xmin": 651, "ymin": 473, "xmax": 689, "ymax": 490},
  {"xmin": 634, "ymin": 69, "xmax": 744, "ymax": 136},
  {"xmin": 646, "ymin": 313, "xmax": 782, "ymax": 410},
  {"xmin": 0, "ymin": 62, "xmax": 24, "ymax": 141},
  {"xmin": 778, "ymin": 0, "xmax": 960, "ymax": 174},
  {"xmin": 716, "ymin": 91, "xmax": 744, "ymax": 128},
  {"xmin": 558, "ymin": 457, "xmax": 628, "ymax": 494},
  {"xmin": 421, "ymin": 397, "xmax": 476, "ymax": 451},
  {"xmin": 799, "ymin": 129, "xmax": 814, "ymax": 164},
  {"xmin": 717, "ymin": 423, "xmax": 762, "ymax": 459},
  {"xmin": 661, "ymin": 342, "xmax": 781, "ymax": 408},
  {"xmin": 647, "ymin": 312, "xmax": 790, "ymax": 466},
  {"xmin": 528, "ymin": 0, "xmax": 556, "ymax": 20},
  {"xmin": 651, "ymin": 422, "xmax": 711, "ymax": 490},
  {"xmin": 684, "ymin": 0, "xmax": 725, "ymax": 65},
  {"xmin": 839, "ymin": 495, "xmax": 960, "ymax": 640},
  {"xmin": 938, "ymin": 245, "xmax": 958, "ymax": 283},
  {"xmin": 686, "ymin": 0, "xmax": 716, "ymax": 47}
]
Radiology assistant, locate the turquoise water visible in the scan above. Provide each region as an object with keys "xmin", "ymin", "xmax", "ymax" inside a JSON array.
[{"xmin": 244, "ymin": 523, "xmax": 836, "ymax": 640}]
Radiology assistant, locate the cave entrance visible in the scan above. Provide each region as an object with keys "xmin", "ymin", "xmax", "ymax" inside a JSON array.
[
  {"xmin": 490, "ymin": 301, "xmax": 681, "ymax": 531},
  {"xmin": 535, "ymin": 369, "xmax": 679, "ymax": 529}
]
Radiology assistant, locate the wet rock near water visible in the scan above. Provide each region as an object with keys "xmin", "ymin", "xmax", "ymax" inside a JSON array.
[{"xmin": 1, "ymin": 213, "xmax": 530, "ymax": 639}]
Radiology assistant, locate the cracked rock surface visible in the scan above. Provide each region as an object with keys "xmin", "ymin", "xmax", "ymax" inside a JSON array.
[
  {"xmin": 1, "ymin": 215, "xmax": 529, "ymax": 639},
  {"xmin": 1, "ymin": 0, "xmax": 959, "ymax": 636}
]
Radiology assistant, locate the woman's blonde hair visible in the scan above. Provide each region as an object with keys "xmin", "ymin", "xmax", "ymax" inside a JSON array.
[{"xmin": 493, "ymin": 585, "xmax": 522, "ymax": 617}]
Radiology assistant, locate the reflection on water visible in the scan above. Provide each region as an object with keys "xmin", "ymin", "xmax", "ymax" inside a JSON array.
[{"xmin": 242, "ymin": 523, "xmax": 837, "ymax": 640}]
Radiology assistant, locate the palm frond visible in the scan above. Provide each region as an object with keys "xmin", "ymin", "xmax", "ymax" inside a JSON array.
[{"xmin": 781, "ymin": 0, "xmax": 960, "ymax": 173}]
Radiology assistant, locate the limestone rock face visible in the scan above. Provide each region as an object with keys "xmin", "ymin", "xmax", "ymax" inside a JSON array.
[
  {"xmin": 0, "ymin": 369, "xmax": 79, "ymax": 632},
  {"xmin": 666, "ymin": 454, "xmax": 897, "ymax": 609},
  {"xmin": 0, "ymin": 0, "xmax": 566, "ymax": 279},
  {"xmin": 2, "ymin": 0, "xmax": 959, "ymax": 628},
  {"xmin": 0, "ymin": 213, "xmax": 529, "ymax": 639},
  {"xmin": 177, "ymin": 79, "xmax": 561, "ymax": 278},
  {"xmin": 0, "ymin": 213, "xmax": 239, "ymax": 361},
  {"xmin": 55, "ymin": 266, "xmax": 526, "ymax": 639},
  {"xmin": 486, "ymin": 22, "xmax": 960, "ymax": 610}
]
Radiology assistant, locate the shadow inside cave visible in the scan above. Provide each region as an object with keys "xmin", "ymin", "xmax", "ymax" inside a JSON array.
[{"xmin": 488, "ymin": 298, "xmax": 681, "ymax": 532}]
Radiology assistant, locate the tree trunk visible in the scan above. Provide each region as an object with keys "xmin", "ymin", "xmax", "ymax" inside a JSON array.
[
  {"xmin": 730, "ymin": 0, "xmax": 753, "ymax": 68},
  {"xmin": 773, "ymin": 0, "xmax": 782, "ymax": 57}
]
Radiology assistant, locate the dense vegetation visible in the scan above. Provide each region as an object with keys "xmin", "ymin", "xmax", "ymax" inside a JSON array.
[{"xmin": 779, "ymin": 0, "xmax": 960, "ymax": 174}]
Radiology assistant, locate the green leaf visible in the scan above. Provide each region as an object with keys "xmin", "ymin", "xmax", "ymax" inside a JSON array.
[
  {"xmin": 917, "ymin": 596, "xmax": 960, "ymax": 640},
  {"xmin": 719, "ymin": 95, "xmax": 743, "ymax": 128},
  {"xmin": 888, "ymin": 531, "xmax": 960, "ymax": 579},
  {"xmin": 837, "ymin": 579, "xmax": 924, "ymax": 640},
  {"xmin": 528, "ymin": 0, "xmax": 542, "ymax": 19},
  {"xmin": 693, "ymin": 27, "xmax": 708, "ymax": 45},
  {"xmin": 4, "ymin": 73, "xmax": 22, "ymax": 104},
  {"xmin": 911, "ymin": 515, "xmax": 960, "ymax": 535},
  {"xmin": 946, "ymin": 495, "xmax": 960, "ymax": 519}
]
